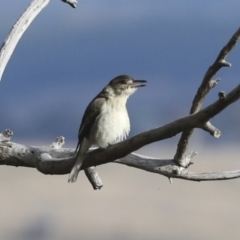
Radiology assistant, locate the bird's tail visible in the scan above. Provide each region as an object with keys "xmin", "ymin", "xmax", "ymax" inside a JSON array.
[{"xmin": 68, "ymin": 151, "xmax": 84, "ymax": 183}]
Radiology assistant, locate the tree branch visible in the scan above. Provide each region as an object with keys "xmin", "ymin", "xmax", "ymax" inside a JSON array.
[
  {"xmin": 116, "ymin": 153, "xmax": 240, "ymax": 182},
  {"xmin": 81, "ymin": 83, "xmax": 240, "ymax": 169},
  {"xmin": 1, "ymin": 140, "xmax": 240, "ymax": 182},
  {"xmin": 174, "ymin": 27, "xmax": 240, "ymax": 165},
  {"xmin": 1, "ymin": 3, "xmax": 240, "ymax": 188},
  {"xmin": 0, "ymin": 0, "xmax": 50, "ymax": 82},
  {"xmin": 61, "ymin": 0, "xmax": 78, "ymax": 8},
  {"xmin": 1, "ymin": 82, "xmax": 240, "ymax": 182},
  {"xmin": 0, "ymin": 0, "xmax": 78, "ymax": 83},
  {"xmin": 0, "ymin": 0, "xmax": 98, "ymax": 189},
  {"xmin": 0, "ymin": 134, "xmax": 103, "ymax": 189}
]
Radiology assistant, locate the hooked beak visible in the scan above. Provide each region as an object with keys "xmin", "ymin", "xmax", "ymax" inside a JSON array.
[{"xmin": 130, "ymin": 80, "xmax": 147, "ymax": 88}]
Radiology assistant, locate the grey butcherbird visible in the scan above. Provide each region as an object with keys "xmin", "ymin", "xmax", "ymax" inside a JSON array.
[{"xmin": 68, "ymin": 75, "xmax": 147, "ymax": 183}]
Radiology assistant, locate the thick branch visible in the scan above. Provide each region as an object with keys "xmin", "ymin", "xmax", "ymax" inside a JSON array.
[
  {"xmin": 0, "ymin": 135, "xmax": 103, "ymax": 190},
  {"xmin": 0, "ymin": 0, "xmax": 50, "ymax": 82},
  {"xmin": 82, "ymin": 83, "xmax": 240, "ymax": 168},
  {"xmin": 1, "ymin": 142, "xmax": 240, "ymax": 182},
  {"xmin": 1, "ymin": 4, "xmax": 239, "ymax": 186},
  {"xmin": 174, "ymin": 27, "xmax": 240, "ymax": 164},
  {"xmin": 84, "ymin": 167, "xmax": 103, "ymax": 190},
  {"xmin": 1, "ymin": 83, "xmax": 240, "ymax": 181}
]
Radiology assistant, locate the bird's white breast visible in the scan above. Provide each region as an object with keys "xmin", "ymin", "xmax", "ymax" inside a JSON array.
[{"xmin": 90, "ymin": 96, "xmax": 130, "ymax": 148}]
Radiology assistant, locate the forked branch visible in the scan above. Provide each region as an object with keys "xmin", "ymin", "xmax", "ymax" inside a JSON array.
[
  {"xmin": 174, "ymin": 27, "xmax": 240, "ymax": 165},
  {"xmin": 1, "ymin": 82, "xmax": 240, "ymax": 182},
  {"xmin": 0, "ymin": 2, "xmax": 240, "ymax": 189}
]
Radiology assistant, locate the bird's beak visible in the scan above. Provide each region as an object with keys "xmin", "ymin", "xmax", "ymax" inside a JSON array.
[{"xmin": 130, "ymin": 80, "xmax": 147, "ymax": 88}]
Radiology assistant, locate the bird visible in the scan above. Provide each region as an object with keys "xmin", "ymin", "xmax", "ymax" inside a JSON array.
[{"xmin": 68, "ymin": 75, "xmax": 147, "ymax": 183}]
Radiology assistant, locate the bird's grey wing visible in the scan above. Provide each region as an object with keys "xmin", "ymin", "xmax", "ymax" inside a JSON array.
[{"xmin": 76, "ymin": 97, "xmax": 105, "ymax": 152}]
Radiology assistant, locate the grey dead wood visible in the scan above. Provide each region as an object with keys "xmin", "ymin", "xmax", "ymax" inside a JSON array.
[
  {"xmin": 1, "ymin": 80, "xmax": 240, "ymax": 181},
  {"xmin": 174, "ymin": 28, "xmax": 240, "ymax": 166},
  {"xmin": 0, "ymin": 1, "xmax": 240, "ymax": 189},
  {"xmin": 0, "ymin": 0, "xmax": 78, "ymax": 82},
  {"xmin": 0, "ymin": 0, "xmax": 102, "ymax": 189}
]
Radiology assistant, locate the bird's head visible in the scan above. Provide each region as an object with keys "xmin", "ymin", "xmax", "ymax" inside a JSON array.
[{"xmin": 107, "ymin": 75, "xmax": 147, "ymax": 97}]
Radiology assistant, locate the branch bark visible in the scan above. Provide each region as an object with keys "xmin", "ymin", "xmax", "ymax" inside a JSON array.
[
  {"xmin": 0, "ymin": 0, "xmax": 78, "ymax": 83},
  {"xmin": 174, "ymin": 28, "xmax": 240, "ymax": 165},
  {"xmin": 1, "ymin": 82, "xmax": 240, "ymax": 181},
  {"xmin": 1, "ymin": 3, "xmax": 240, "ymax": 188},
  {"xmin": 0, "ymin": 0, "xmax": 99, "ymax": 189},
  {"xmin": 0, "ymin": 0, "xmax": 50, "ymax": 82},
  {"xmin": 61, "ymin": 0, "xmax": 78, "ymax": 8},
  {"xmin": 1, "ymin": 140, "xmax": 240, "ymax": 182}
]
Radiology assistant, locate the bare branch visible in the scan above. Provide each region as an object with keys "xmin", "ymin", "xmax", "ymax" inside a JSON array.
[
  {"xmin": 174, "ymin": 27, "xmax": 240, "ymax": 164},
  {"xmin": 0, "ymin": 3, "xmax": 239, "ymax": 187},
  {"xmin": 0, "ymin": 0, "xmax": 78, "ymax": 83},
  {"xmin": 48, "ymin": 136, "xmax": 103, "ymax": 189},
  {"xmin": 218, "ymin": 91, "xmax": 227, "ymax": 100},
  {"xmin": 116, "ymin": 153, "xmax": 240, "ymax": 181},
  {"xmin": 80, "ymin": 83, "xmax": 240, "ymax": 169},
  {"xmin": 1, "ymin": 82, "xmax": 240, "ymax": 179},
  {"xmin": 0, "ymin": 0, "xmax": 50, "ymax": 82},
  {"xmin": 0, "ymin": 133, "xmax": 103, "ymax": 190},
  {"xmin": 61, "ymin": 0, "xmax": 78, "ymax": 8},
  {"xmin": 202, "ymin": 121, "xmax": 221, "ymax": 138},
  {"xmin": 84, "ymin": 167, "xmax": 103, "ymax": 190},
  {"xmin": 1, "ymin": 141, "xmax": 240, "ymax": 182}
]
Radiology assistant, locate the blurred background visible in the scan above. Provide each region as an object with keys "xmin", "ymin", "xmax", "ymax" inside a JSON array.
[{"xmin": 0, "ymin": 1, "xmax": 240, "ymax": 239}]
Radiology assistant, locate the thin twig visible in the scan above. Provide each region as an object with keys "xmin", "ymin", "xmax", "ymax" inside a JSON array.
[{"xmin": 61, "ymin": 0, "xmax": 78, "ymax": 8}]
